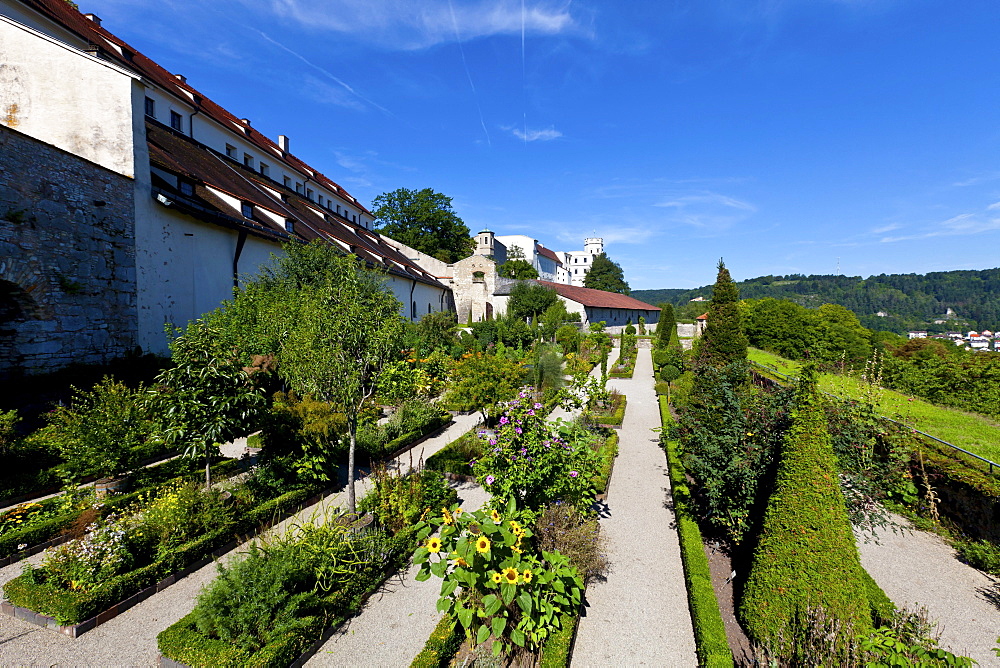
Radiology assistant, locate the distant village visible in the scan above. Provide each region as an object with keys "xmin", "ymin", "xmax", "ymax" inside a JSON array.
[{"xmin": 908, "ymin": 329, "xmax": 997, "ymax": 351}]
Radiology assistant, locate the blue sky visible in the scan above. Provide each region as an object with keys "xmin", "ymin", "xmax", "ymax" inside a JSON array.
[{"xmin": 86, "ymin": 0, "xmax": 1000, "ymax": 289}]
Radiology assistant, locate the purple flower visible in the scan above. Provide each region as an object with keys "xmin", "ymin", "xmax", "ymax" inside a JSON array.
[
  {"xmin": 485, "ymin": 475, "xmax": 495, "ymax": 485},
  {"xmin": 520, "ymin": 448, "xmax": 528, "ymax": 455},
  {"xmin": 515, "ymin": 427, "xmax": 523, "ymax": 434},
  {"xmin": 527, "ymin": 410, "xmax": 535, "ymax": 416},
  {"xmin": 534, "ymin": 402, "xmax": 542, "ymax": 409},
  {"xmin": 499, "ymin": 417, "xmax": 509, "ymax": 425},
  {"xmin": 489, "ymin": 439, "xmax": 497, "ymax": 446},
  {"xmin": 569, "ymin": 471, "xmax": 579, "ymax": 478}
]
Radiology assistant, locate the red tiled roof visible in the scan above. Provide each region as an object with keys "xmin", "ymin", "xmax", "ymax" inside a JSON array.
[
  {"xmin": 535, "ymin": 245, "xmax": 562, "ymax": 266},
  {"xmin": 696, "ymin": 313, "xmax": 708, "ymax": 320},
  {"xmin": 22, "ymin": 0, "xmax": 370, "ymax": 216},
  {"xmin": 536, "ymin": 281, "xmax": 660, "ymax": 311}
]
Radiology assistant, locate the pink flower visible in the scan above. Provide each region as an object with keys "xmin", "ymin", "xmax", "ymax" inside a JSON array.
[
  {"xmin": 533, "ymin": 402, "xmax": 542, "ymax": 409},
  {"xmin": 569, "ymin": 471, "xmax": 579, "ymax": 478},
  {"xmin": 485, "ymin": 475, "xmax": 495, "ymax": 485}
]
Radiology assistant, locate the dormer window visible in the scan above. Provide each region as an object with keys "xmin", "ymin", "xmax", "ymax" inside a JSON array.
[
  {"xmin": 225, "ymin": 144, "xmax": 237, "ymax": 159},
  {"xmin": 241, "ymin": 202, "xmax": 253, "ymax": 219},
  {"xmin": 284, "ymin": 219, "xmax": 295, "ymax": 233},
  {"xmin": 144, "ymin": 97, "xmax": 156, "ymax": 117},
  {"xmin": 169, "ymin": 110, "xmax": 182, "ymax": 131},
  {"xmin": 243, "ymin": 153, "xmax": 254, "ymax": 169}
]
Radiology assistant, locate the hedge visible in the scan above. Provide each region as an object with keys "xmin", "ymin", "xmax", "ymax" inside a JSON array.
[
  {"xmin": 740, "ymin": 374, "xmax": 873, "ymax": 658},
  {"xmin": 382, "ymin": 415, "xmax": 451, "ymax": 459},
  {"xmin": 538, "ymin": 613, "xmax": 577, "ymax": 668},
  {"xmin": 608, "ymin": 347, "xmax": 637, "ymax": 379},
  {"xmin": 659, "ymin": 396, "xmax": 734, "ymax": 667},
  {"xmin": 4, "ymin": 484, "xmax": 322, "ymax": 626},
  {"xmin": 424, "ymin": 429, "xmax": 483, "ymax": 476},
  {"xmin": 588, "ymin": 395, "xmax": 627, "ymax": 427},
  {"xmin": 592, "ymin": 433, "xmax": 618, "ymax": 494},
  {"xmin": 159, "ymin": 528, "xmax": 416, "ymax": 667},
  {"xmin": 410, "ymin": 613, "xmax": 463, "ymax": 668}
]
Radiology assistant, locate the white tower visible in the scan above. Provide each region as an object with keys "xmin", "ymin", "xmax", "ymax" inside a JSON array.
[
  {"xmin": 475, "ymin": 229, "xmax": 496, "ymax": 257},
  {"xmin": 584, "ymin": 237, "xmax": 604, "ymax": 256}
]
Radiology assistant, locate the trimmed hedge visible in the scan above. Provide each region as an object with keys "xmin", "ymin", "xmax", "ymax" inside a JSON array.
[
  {"xmin": 740, "ymin": 374, "xmax": 873, "ymax": 657},
  {"xmin": 659, "ymin": 397, "xmax": 734, "ymax": 667},
  {"xmin": 608, "ymin": 347, "xmax": 637, "ymax": 378},
  {"xmin": 159, "ymin": 527, "xmax": 416, "ymax": 667},
  {"xmin": 383, "ymin": 415, "xmax": 450, "ymax": 459},
  {"xmin": 4, "ymin": 485, "xmax": 322, "ymax": 626},
  {"xmin": 538, "ymin": 613, "xmax": 577, "ymax": 668},
  {"xmin": 592, "ymin": 433, "xmax": 618, "ymax": 494},
  {"xmin": 424, "ymin": 430, "xmax": 483, "ymax": 476},
  {"xmin": 588, "ymin": 395, "xmax": 627, "ymax": 426},
  {"xmin": 411, "ymin": 613, "xmax": 463, "ymax": 668}
]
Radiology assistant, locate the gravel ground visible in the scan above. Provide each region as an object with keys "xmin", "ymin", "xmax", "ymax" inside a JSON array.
[
  {"xmin": 305, "ymin": 481, "xmax": 490, "ymax": 667},
  {"xmin": 0, "ymin": 416, "xmax": 481, "ymax": 666},
  {"xmin": 858, "ymin": 518, "xmax": 1000, "ymax": 665},
  {"xmin": 572, "ymin": 348, "xmax": 697, "ymax": 667}
]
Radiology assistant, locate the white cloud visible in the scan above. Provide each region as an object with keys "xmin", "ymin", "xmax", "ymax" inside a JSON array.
[
  {"xmin": 249, "ymin": 0, "xmax": 577, "ymax": 49},
  {"xmin": 879, "ymin": 213, "xmax": 1000, "ymax": 243},
  {"xmin": 652, "ymin": 190, "xmax": 757, "ymax": 234},
  {"xmin": 870, "ymin": 223, "xmax": 902, "ymax": 234},
  {"xmin": 504, "ymin": 125, "xmax": 563, "ymax": 142},
  {"xmin": 987, "ymin": 201, "xmax": 1000, "ymax": 211}
]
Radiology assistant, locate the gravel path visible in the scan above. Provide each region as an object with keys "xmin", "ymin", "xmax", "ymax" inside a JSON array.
[
  {"xmin": 0, "ymin": 415, "xmax": 481, "ymax": 666},
  {"xmin": 305, "ymin": 481, "xmax": 490, "ymax": 667},
  {"xmin": 858, "ymin": 517, "xmax": 1000, "ymax": 664},
  {"xmin": 572, "ymin": 347, "xmax": 697, "ymax": 667}
]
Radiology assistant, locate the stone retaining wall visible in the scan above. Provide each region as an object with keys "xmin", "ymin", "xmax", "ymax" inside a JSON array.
[{"xmin": 0, "ymin": 125, "xmax": 137, "ymax": 375}]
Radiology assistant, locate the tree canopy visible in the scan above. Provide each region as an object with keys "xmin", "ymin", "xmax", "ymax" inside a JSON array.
[
  {"xmin": 583, "ymin": 252, "xmax": 630, "ymax": 294},
  {"xmin": 498, "ymin": 259, "xmax": 539, "ymax": 280},
  {"xmin": 371, "ymin": 187, "xmax": 474, "ymax": 263},
  {"xmin": 697, "ymin": 259, "xmax": 748, "ymax": 369},
  {"xmin": 507, "ymin": 283, "xmax": 559, "ymax": 321}
]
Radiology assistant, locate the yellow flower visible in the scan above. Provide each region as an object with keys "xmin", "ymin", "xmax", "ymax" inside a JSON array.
[
  {"xmin": 455, "ymin": 557, "xmax": 469, "ymax": 568},
  {"xmin": 426, "ymin": 537, "xmax": 442, "ymax": 553},
  {"xmin": 509, "ymin": 520, "xmax": 521, "ymax": 530},
  {"xmin": 502, "ymin": 567, "xmax": 520, "ymax": 585},
  {"xmin": 453, "ymin": 507, "xmax": 463, "ymax": 517},
  {"xmin": 476, "ymin": 536, "xmax": 491, "ymax": 553},
  {"xmin": 491, "ymin": 572, "xmax": 503, "ymax": 584},
  {"xmin": 490, "ymin": 509, "xmax": 501, "ymax": 523},
  {"xmin": 511, "ymin": 545, "xmax": 523, "ymax": 554},
  {"xmin": 442, "ymin": 508, "xmax": 453, "ymax": 525},
  {"xmin": 522, "ymin": 569, "xmax": 533, "ymax": 583}
]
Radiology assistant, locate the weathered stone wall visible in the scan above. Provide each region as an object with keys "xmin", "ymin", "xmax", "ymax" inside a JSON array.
[
  {"xmin": 0, "ymin": 125, "xmax": 137, "ymax": 375},
  {"xmin": 452, "ymin": 255, "xmax": 499, "ymax": 323}
]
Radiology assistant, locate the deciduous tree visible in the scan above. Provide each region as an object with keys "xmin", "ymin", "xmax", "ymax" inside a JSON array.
[
  {"xmin": 371, "ymin": 187, "xmax": 473, "ymax": 263},
  {"xmin": 583, "ymin": 253, "xmax": 630, "ymax": 294}
]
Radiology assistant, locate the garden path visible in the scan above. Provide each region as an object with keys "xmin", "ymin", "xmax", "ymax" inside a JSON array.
[
  {"xmin": 857, "ymin": 516, "xmax": 1000, "ymax": 665},
  {"xmin": 305, "ymin": 480, "xmax": 490, "ymax": 667},
  {"xmin": 572, "ymin": 347, "xmax": 698, "ymax": 667},
  {"xmin": 0, "ymin": 415, "xmax": 482, "ymax": 666}
]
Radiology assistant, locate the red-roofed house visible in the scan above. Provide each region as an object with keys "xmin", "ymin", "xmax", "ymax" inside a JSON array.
[
  {"xmin": 0, "ymin": 0, "xmax": 451, "ymax": 370},
  {"xmin": 493, "ymin": 279, "xmax": 659, "ymax": 331}
]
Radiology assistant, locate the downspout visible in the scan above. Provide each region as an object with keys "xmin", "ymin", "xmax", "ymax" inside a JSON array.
[
  {"xmin": 409, "ymin": 279, "xmax": 417, "ymax": 320},
  {"xmin": 233, "ymin": 230, "xmax": 247, "ymax": 290},
  {"xmin": 187, "ymin": 104, "xmax": 200, "ymax": 140}
]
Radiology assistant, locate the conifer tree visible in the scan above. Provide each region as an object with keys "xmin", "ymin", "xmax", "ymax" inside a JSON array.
[
  {"xmin": 654, "ymin": 302, "xmax": 676, "ymax": 349},
  {"xmin": 740, "ymin": 367, "xmax": 873, "ymax": 659},
  {"xmin": 583, "ymin": 253, "xmax": 630, "ymax": 294},
  {"xmin": 696, "ymin": 259, "xmax": 748, "ymax": 368}
]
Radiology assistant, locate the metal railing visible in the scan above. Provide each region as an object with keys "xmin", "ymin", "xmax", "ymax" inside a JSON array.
[{"xmin": 749, "ymin": 360, "xmax": 1000, "ymax": 476}]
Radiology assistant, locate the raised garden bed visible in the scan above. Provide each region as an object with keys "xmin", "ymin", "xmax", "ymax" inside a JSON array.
[
  {"xmin": 2, "ymin": 483, "xmax": 327, "ymax": 636},
  {"xmin": 586, "ymin": 394, "xmax": 627, "ymax": 428},
  {"xmin": 157, "ymin": 525, "xmax": 417, "ymax": 667}
]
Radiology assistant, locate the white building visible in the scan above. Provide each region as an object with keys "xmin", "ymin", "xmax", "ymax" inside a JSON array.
[
  {"xmin": 558, "ymin": 237, "xmax": 604, "ymax": 287},
  {"xmin": 1, "ymin": 0, "xmax": 450, "ymax": 365}
]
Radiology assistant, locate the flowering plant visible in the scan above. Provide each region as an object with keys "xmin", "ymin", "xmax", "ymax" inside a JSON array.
[
  {"xmin": 472, "ymin": 389, "xmax": 600, "ymax": 512},
  {"xmin": 413, "ymin": 500, "xmax": 584, "ymax": 658},
  {"xmin": 39, "ymin": 513, "xmax": 136, "ymax": 591}
]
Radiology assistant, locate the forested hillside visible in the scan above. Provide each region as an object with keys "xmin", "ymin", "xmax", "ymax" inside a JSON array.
[{"xmin": 633, "ymin": 268, "xmax": 1000, "ymax": 333}]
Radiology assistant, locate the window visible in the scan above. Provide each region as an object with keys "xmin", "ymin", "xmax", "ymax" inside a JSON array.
[
  {"xmin": 259, "ymin": 162, "xmax": 269, "ymax": 177},
  {"xmin": 317, "ymin": 195, "xmax": 324, "ymax": 206},
  {"xmin": 225, "ymin": 144, "xmax": 237, "ymax": 159},
  {"xmin": 284, "ymin": 220, "xmax": 295, "ymax": 233},
  {"xmin": 241, "ymin": 202, "xmax": 253, "ymax": 219},
  {"xmin": 243, "ymin": 153, "xmax": 254, "ymax": 169},
  {"xmin": 144, "ymin": 96, "xmax": 156, "ymax": 117},
  {"xmin": 353, "ymin": 214, "xmax": 357, "ymax": 222},
  {"xmin": 306, "ymin": 188, "xmax": 314, "ymax": 201},
  {"xmin": 169, "ymin": 110, "xmax": 182, "ymax": 131},
  {"xmin": 336, "ymin": 204, "xmax": 341, "ymax": 215},
  {"xmin": 283, "ymin": 176, "xmax": 291, "ymax": 188},
  {"xmin": 178, "ymin": 180, "xmax": 194, "ymax": 196},
  {"xmin": 296, "ymin": 182, "xmax": 303, "ymax": 194}
]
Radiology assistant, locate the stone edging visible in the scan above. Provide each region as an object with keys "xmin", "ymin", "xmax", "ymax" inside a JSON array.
[{"xmin": 0, "ymin": 488, "xmax": 331, "ymax": 638}]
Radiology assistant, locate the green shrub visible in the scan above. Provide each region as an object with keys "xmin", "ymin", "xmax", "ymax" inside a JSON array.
[
  {"xmin": 651, "ymin": 349, "xmax": 669, "ymax": 368},
  {"xmin": 588, "ymin": 393, "xmax": 626, "ymax": 426},
  {"xmin": 592, "ymin": 433, "xmax": 618, "ymax": 493},
  {"xmin": 956, "ymin": 538, "xmax": 1000, "ymax": 575},
  {"xmin": 538, "ymin": 613, "xmax": 577, "ymax": 668},
  {"xmin": 411, "ymin": 614, "xmax": 463, "ymax": 668},
  {"xmin": 654, "ymin": 381, "xmax": 671, "ymax": 396},
  {"xmin": 424, "ymin": 430, "xmax": 484, "ymax": 475},
  {"xmin": 740, "ymin": 369, "xmax": 873, "ymax": 660},
  {"xmin": 535, "ymin": 502, "xmax": 608, "ymax": 582}
]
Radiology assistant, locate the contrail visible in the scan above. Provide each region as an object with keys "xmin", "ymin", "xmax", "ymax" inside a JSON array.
[
  {"xmin": 521, "ymin": 0, "xmax": 527, "ymax": 146},
  {"xmin": 448, "ymin": 0, "xmax": 491, "ymax": 146},
  {"xmin": 254, "ymin": 29, "xmax": 394, "ymax": 117}
]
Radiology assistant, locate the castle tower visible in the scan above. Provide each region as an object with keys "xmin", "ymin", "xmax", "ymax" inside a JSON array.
[{"xmin": 584, "ymin": 237, "xmax": 604, "ymax": 256}]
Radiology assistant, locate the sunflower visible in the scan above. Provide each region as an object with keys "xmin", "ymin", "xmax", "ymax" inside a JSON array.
[
  {"xmin": 508, "ymin": 520, "xmax": 521, "ymax": 531},
  {"xmin": 455, "ymin": 557, "xmax": 469, "ymax": 568},
  {"xmin": 522, "ymin": 569, "xmax": 533, "ymax": 583},
  {"xmin": 476, "ymin": 536, "xmax": 491, "ymax": 553},
  {"xmin": 511, "ymin": 545, "xmax": 523, "ymax": 554},
  {"xmin": 502, "ymin": 567, "xmax": 520, "ymax": 585},
  {"xmin": 454, "ymin": 507, "xmax": 464, "ymax": 517},
  {"xmin": 491, "ymin": 572, "xmax": 503, "ymax": 584},
  {"xmin": 490, "ymin": 509, "xmax": 501, "ymax": 523},
  {"xmin": 442, "ymin": 508, "xmax": 454, "ymax": 525},
  {"xmin": 426, "ymin": 537, "xmax": 442, "ymax": 553}
]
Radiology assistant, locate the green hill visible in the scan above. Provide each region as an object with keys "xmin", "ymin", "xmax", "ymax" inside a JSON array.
[{"xmin": 633, "ymin": 268, "xmax": 1000, "ymax": 334}]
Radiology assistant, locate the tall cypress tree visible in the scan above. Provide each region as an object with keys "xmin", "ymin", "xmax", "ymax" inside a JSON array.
[
  {"xmin": 654, "ymin": 302, "xmax": 675, "ymax": 350},
  {"xmin": 697, "ymin": 259, "xmax": 748, "ymax": 369}
]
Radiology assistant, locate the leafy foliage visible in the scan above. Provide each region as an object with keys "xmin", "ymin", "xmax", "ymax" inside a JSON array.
[
  {"xmin": 508, "ymin": 283, "xmax": 559, "ymax": 321},
  {"xmin": 696, "ymin": 260, "xmax": 748, "ymax": 370},
  {"xmin": 583, "ymin": 253, "xmax": 629, "ymax": 294},
  {"xmin": 499, "ymin": 259, "xmax": 539, "ymax": 280},
  {"xmin": 446, "ymin": 352, "xmax": 524, "ymax": 423},
  {"xmin": 371, "ymin": 187, "xmax": 474, "ymax": 263}
]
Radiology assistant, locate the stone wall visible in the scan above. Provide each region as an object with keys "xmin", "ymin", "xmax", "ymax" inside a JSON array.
[{"xmin": 0, "ymin": 125, "xmax": 137, "ymax": 375}]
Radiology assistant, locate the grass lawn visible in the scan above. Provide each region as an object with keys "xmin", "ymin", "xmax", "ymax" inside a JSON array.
[{"xmin": 749, "ymin": 348, "xmax": 1000, "ymax": 464}]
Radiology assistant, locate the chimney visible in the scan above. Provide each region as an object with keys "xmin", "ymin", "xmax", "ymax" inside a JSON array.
[
  {"xmin": 278, "ymin": 135, "xmax": 290, "ymax": 153},
  {"xmin": 174, "ymin": 74, "xmax": 186, "ymax": 84},
  {"xmin": 84, "ymin": 13, "xmax": 102, "ymax": 26},
  {"xmin": 241, "ymin": 118, "xmax": 251, "ymax": 126}
]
